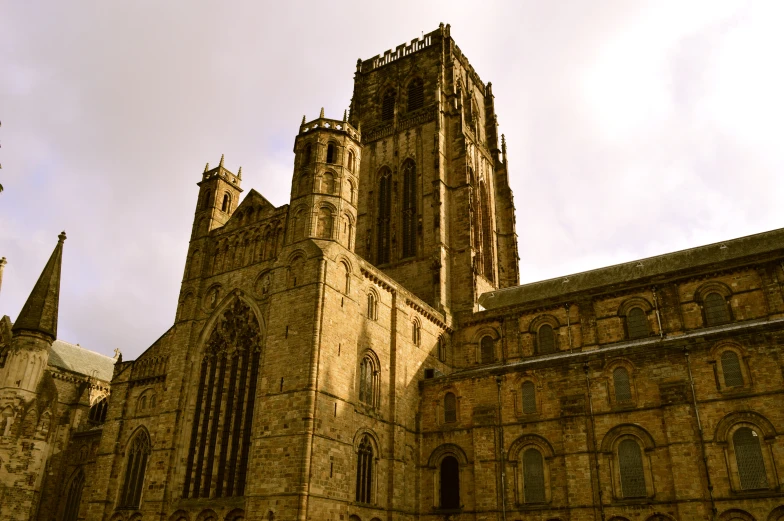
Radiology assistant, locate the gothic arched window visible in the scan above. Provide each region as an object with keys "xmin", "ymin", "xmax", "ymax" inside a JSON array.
[
  {"xmin": 359, "ymin": 354, "xmax": 377, "ymax": 407},
  {"xmin": 377, "ymin": 168, "xmax": 392, "ymax": 264},
  {"xmin": 407, "ymin": 78, "xmax": 424, "ymax": 112},
  {"xmin": 63, "ymin": 469, "xmax": 85, "ymax": 521},
  {"xmin": 356, "ymin": 435, "xmax": 374, "ymax": 503},
  {"xmin": 222, "ymin": 193, "xmax": 231, "ymax": 212},
  {"xmin": 440, "ymin": 456, "xmax": 460, "ymax": 509},
  {"xmin": 402, "ymin": 159, "xmax": 417, "ymax": 258},
  {"xmin": 722, "ymin": 351, "xmax": 744, "ymax": 388},
  {"xmin": 316, "ymin": 208, "xmax": 333, "ymax": 239},
  {"xmin": 480, "ymin": 336, "xmax": 494, "ymax": 364},
  {"xmin": 480, "ymin": 181, "xmax": 494, "ymax": 281},
  {"xmin": 412, "ymin": 319, "xmax": 421, "ymax": 346},
  {"xmin": 523, "ymin": 448, "xmax": 545, "ymax": 503},
  {"xmin": 705, "ymin": 291, "xmax": 730, "ymax": 325},
  {"xmin": 613, "ymin": 367, "xmax": 633, "ymax": 403},
  {"xmin": 618, "ymin": 439, "xmax": 646, "ymax": 498},
  {"xmin": 119, "ymin": 430, "xmax": 151, "ymax": 508},
  {"xmin": 347, "ymin": 150, "xmax": 355, "ymax": 172},
  {"xmin": 367, "ymin": 292, "xmax": 378, "ymax": 320},
  {"xmin": 381, "ymin": 89, "xmax": 396, "ymax": 121},
  {"xmin": 444, "ymin": 392, "xmax": 457, "ymax": 423},
  {"xmin": 88, "ymin": 398, "xmax": 108, "ymax": 424},
  {"xmin": 522, "ymin": 381, "xmax": 536, "ymax": 415},
  {"xmin": 183, "ymin": 298, "xmax": 262, "ymax": 499},
  {"xmin": 734, "ymin": 427, "xmax": 769, "ymax": 490},
  {"xmin": 626, "ymin": 307, "xmax": 648, "ymax": 339},
  {"xmin": 537, "ymin": 324, "xmax": 555, "ymax": 354},
  {"xmin": 203, "ymin": 189, "xmax": 212, "ymax": 210}
]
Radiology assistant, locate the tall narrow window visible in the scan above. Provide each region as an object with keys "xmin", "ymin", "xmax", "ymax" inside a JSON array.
[
  {"xmin": 704, "ymin": 292, "xmax": 730, "ymax": 325},
  {"xmin": 721, "ymin": 351, "xmax": 744, "ymax": 388},
  {"xmin": 356, "ymin": 435, "xmax": 374, "ymax": 503},
  {"xmin": 359, "ymin": 355, "xmax": 376, "ymax": 406},
  {"xmin": 522, "ymin": 381, "xmax": 537, "ymax": 414},
  {"xmin": 347, "ymin": 150, "xmax": 355, "ymax": 172},
  {"xmin": 537, "ymin": 324, "xmax": 555, "ymax": 354},
  {"xmin": 120, "ymin": 430, "xmax": 151, "ymax": 508},
  {"xmin": 182, "ymin": 298, "xmax": 262, "ymax": 499},
  {"xmin": 523, "ymin": 448, "xmax": 545, "ymax": 503},
  {"xmin": 377, "ymin": 169, "xmax": 392, "ymax": 264},
  {"xmin": 63, "ymin": 469, "xmax": 85, "ymax": 521},
  {"xmin": 480, "ymin": 336, "xmax": 494, "ymax": 364},
  {"xmin": 734, "ymin": 427, "xmax": 768, "ymax": 490},
  {"xmin": 402, "ymin": 159, "xmax": 417, "ymax": 258},
  {"xmin": 316, "ymin": 208, "xmax": 333, "ymax": 239},
  {"xmin": 88, "ymin": 398, "xmax": 108, "ymax": 424},
  {"xmin": 381, "ymin": 89, "xmax": 396, "ymax": 121},
  {"xmin": 438, "ymin": 336, "xmax": 446, "ymax": 362},
  {"xmin": 480, "ymin": 181, "xmax": 494, "ymax": 281},
  {"xmin": 440, "ymin": 456, "xmax": 460, "ymax": 509},
  {"xmin": 222, "ymin": 193, "xmax": 231, "ymax": 212},
  {"xmin": 367, "ymin": 292, "xmax": 378, "ymax": 320},
  {"xmin": 412, "ymin": 320, "xmax": 421, "ymax": 346},
  {"xmin": 618, "ymin": 439, "xmax": 646, "ymax": 498},
  {"xmin": 407, "ymin": 78, "xmax": 424, "ymax": 112},
  {"xmin": 327, "ymin": 143, "xmax": 336, "ymax": 164},
  {"xmin": 627, "ymin": 307, "xmax": 648, "ymax": 339},
  {"xmin": 304, "ymin": 144, "xmax": 312, "ymax": 165},
  {"xmin": 613, "ymin": 367, "xmax": 632, "ymax": 403},
  {"xmin": 203, "ymin": 189, "xmax": 212, "ymax": 210},
  {"xmin": 444, "ymin": 392, "xmax": 457, "ymax": 423}
]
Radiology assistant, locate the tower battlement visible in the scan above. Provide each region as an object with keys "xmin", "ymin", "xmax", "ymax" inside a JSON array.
[{"xmin": 298, "ymin": 115, "xmax": 360, "ymax": 142}]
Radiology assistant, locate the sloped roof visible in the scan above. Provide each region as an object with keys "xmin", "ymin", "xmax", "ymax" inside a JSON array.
[
  {"xmin": 479, "ymin": 227, "xmax": 784, "ymax": 310},
  {"xmin": 48, "ymin": 340, "xmax": 116, "ymax": 382}
]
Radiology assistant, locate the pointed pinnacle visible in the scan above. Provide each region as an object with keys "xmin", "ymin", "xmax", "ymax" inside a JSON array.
[
  {"xmin": 319, "ymin": 107, "xmax": 325, "ymax": 118},
  {"xmin": 237, "ymin": 166, "xmax": 242, "ymax": 179},
  {"xmin": 302, "ymin": 115, "xmax": 306, "ymax": 125},
  {"xmin": 204, "ymin": 162, "xmax": 210, "ymax": 173},
  {"xmin": 219, "ymin": 154, "xmax": 225, "ymax": 167},
  {"xmin": 343, "ymin": 110, "xmax": 347, "ymax": 122},
  {"xmin": 58, "ymin": 231, "xmax": 67, "ymax": 243}
]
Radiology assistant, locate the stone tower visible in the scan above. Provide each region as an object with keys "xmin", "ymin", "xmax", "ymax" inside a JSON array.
[
  {"xmin": 288, "ymin": 111, "xmax": 362, "ymax": 250},
  {"xmin": 350, "ymin": 23, "xmax": 519, "ymax": 314},
  {"xmin": 0, "ymin": 232, "xmax": 65, "ymax": 521}
]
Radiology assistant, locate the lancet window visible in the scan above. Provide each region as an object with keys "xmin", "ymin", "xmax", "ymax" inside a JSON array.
[
  {"xmin": 377, "ymin": 168, "xmax": 392, "ymax": 264},
  {"xmin": 183, "ymin": 298, "xmax": 262, "ymax": 499},
  {"xmin": 402, "ymin": 159, "xmax": 417, "ymax": 258},
  {"xmin": 119, "ymin": 430, "xmax": 151, "ymax": 508}
]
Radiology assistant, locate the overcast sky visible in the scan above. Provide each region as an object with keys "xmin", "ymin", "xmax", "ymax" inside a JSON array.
[{"xmin": 1, "ymin": 1, "xmax": 782, "ymax": 360}]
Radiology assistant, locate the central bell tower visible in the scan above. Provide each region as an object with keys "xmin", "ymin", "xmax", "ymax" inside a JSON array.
[{"xmin": 350, "ymin": 23, "xmax": 519, "ymax": 314}]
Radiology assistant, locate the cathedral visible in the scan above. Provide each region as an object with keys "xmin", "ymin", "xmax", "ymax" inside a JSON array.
[{"xmin": 1, "ymin": 23, "xmax": 784, "ymax": 521}]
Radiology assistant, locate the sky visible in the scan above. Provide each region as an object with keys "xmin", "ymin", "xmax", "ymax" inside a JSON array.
[{"xmin": 1, "ymin": 1, "xmax": 783, "ymax": 360}]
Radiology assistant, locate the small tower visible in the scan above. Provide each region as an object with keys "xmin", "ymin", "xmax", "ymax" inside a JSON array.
[
  {"xmin": 288, "ymin": 112, "xmax": 362, "ymax": 250},
  {"xmin": 0, "ymin": 232, "xmax": 65, "ymax": 392}
]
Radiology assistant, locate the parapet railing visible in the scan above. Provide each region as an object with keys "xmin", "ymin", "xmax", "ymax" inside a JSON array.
[
  {"xmin": 300, "ymin": 118, "xmax": 361, "ymax": 142},
  {"xmin": 360, "ymin": 27, "xmax": 441, "ymax": 72}
]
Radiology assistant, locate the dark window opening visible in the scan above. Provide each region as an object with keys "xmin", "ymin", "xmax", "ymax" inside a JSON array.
[
  {"xmin": 408, "ymin": 78, "xmax": 424, "ymax": 112},
  {"xmin": 63, "ymin": 469, "xmax": 85, "ymax": 521},
  {"xmin": 203, "ymin": 189, "xmax": 211, "ymax": 210},
  {"xmin": 734, "ymin": 427, "xmax": 769, "ymax": 490},
  {"xmin": 440, "ymin": 456, "xmax": 460, "ymax": 509},
  {"xmin": 444, "ymin": 392, "xmax": 457, "ymax": 423},
  {"xmin": 627, "ymin": 307, "xmax": 648, "ymax": 339},
  {"xmin": 356, "ymin": 435, "xmax": 374, "ymax": 503},
  {"xmin": 537, "ymin": 324, "xmax": 555, "ymax": 354},
  {"xmin": 721, "ymin": 351, "xmax": 744, "ymax": 387},
  {"xmin": 88, "ymin": 398, "xmax": 108, "ymax": 424},
  {"xmin": 704, "ymin": 291, "xmax": 730, "ymax": 325},
  {"xmin": 304, "ymin": 144, "xmax": 312, "ymax": 165},
  {"xmin": 613, "ymin": 367, "xmax": 632, "ymax": 402},
  {"xmin": 618, "ymin": 439, "xmax": 646, "ymax": 498},
  {"xmin": 222, "ymin": 193, "xmax": 231, "ymax": 212},
  {"xmin": 347, "ymin": 150, "xmax": 355, "ymax": 172},
  {"xmin": 480, "ymin": 336, "xmax": 494, "ymax": 364},
  {"xmin": 523, "ymin": 448, "xmax": 545, "ymax": 503},
  {"xmin": 327, "ymin": 143, "xmax": 336, "ymax": 164},
  {"xmin": 522, "ymin": 381, "xmax": 536, "ymax": 414},
  {"xmin": 381, "ymin": 89, "xmax": 396, "ymax": 122}
]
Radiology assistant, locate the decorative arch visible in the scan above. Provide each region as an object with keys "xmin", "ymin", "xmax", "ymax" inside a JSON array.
[
  {"xmin": 358, "ymin": 350, "xmax": 380, "ymax": 407},
  {"xmin": 605, "ymin": 358, "xmax": 638, "ymax": 406},
  {"xmin": 352, "ymin": 427, "xmax": 381, "ymax": 455},
  {"xmin": 600, "ymin": 423, "xmax": 656, "ymax": 452},
  {"xmin": 714, "ymin": 411, "xmax": 777, "ymax": 443},
  {"xmin": 196, "ymin": 510, "xmax": 220, "ymax": 521},
  {"xmin": 719, "ymin": 509, "xmax": 757, "ymax": 521},
  {"xmin": 224, "ymin": 508, "xmax": 246, "ymax": 521},
  {"xmin": 427, "ymin": 443, "xmax": 469, "ymax": 467},
  {"xmin": 119, "ymin": 427, "xmax": 151, "ymax": 508},
  {"xmin": 508, "ymin": 434, "xmax": 555, "ymax": 460},
  {"xmin": 169, "ymin": 510, "xmax": 190, "ymax": 521},
  {"xmin": 646, "ymin": 514, "xmax": 677, "ymax": 521},
  {"xmin": 184, "ymin": 295, "xmax": 264, "ymax": 499},
  {"xmin": 694, "ymin": 280, "xmax": 733, "ymax": 302},
  {"xmin": 618, "ymin": 296, "xmax": 653, "ymax": 316},
  {"xmin": 528, "ymin": 314, "xmax": 561, "ymax": 332},
  {"xmin": 767, "ymin": 506, "xmax": 784, "ymax": 521},
  {"xmin": 508, "ymin": 434, "xmax": 554, "ymax": 504}
]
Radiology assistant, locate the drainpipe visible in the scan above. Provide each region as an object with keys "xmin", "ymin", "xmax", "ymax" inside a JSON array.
[
  {"xmin": 584, "ymin": 364, "xmax": 606, "ymax": 521},
  {"xmin": 496, "ymin": 376, "xmax": 507, "ymax": 521},
  {"xmin": 653, "ymin": 287, "xmax": 664, "ymax": 339},
  {"xmin": 684, "ymin": 348, "xmax": 717, "ymax": 521}
]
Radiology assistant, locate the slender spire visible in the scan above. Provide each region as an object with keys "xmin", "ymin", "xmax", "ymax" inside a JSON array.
[
  {"xmin": 219, "ymin": 154, "xmax": 225, "ymax": 168},
  {"xmin": 343, "ymin": 109, "xmax": 347, "ymax": 122},
  {"xmin": 302, "ymin": 115, "xmax": 306, "ymax": 125},
  {"xmin": 501, "ymin": 134, "xmax": 507, "ymax": 155},
  {"xmin": 12, "ymin": 232, "xmax": 66, "ymax": 340},
  {"xmin": 319, "ymin": 107, "xmax": 324, "ymax": 118},
  {"xmin": 204, "ymin": 162, "xmax": 210, "ymax": 173},
  {"xmin": 237, "ymin": 166, "xmax": 242, "ymax": 179}
]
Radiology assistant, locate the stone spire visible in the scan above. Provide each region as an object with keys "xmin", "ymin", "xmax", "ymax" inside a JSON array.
[
  {"xmin": 319, "ymin": 107, "xmax": 325, "ymax": 118},
  {"xmin": 12, "ymin": 232, "xmax": 66, "ymax": 340},
  {"xmin": 0, "ymin": 257, "xmax": 6, "ymax": 296},
  {"xmin": 219, "ymin": 154, "xmax": 225, "ymax": 168}
]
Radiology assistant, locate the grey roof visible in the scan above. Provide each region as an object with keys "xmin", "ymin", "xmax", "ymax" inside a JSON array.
[
  {"xmin": 49, "ymin": 340, "xmax": 116, "ymax": 382},
  {"xmin": 479, "ymin": 227, "xmax": 784, "ymax": 311}
]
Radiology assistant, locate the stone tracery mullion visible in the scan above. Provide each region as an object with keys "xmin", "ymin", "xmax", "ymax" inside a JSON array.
[
  {"xmin": 193, "ymin": 355, "xmax": 217, "ymax": 497},
  {"xmin": 203, "ymin": 353, "xmax": 228, "ymax": 497},
  {"xmin": 183, "ymin": 359, "xmax": 208, "ymax": 497},
  {"xmin": 216, "ymin": 353, "xmax": 239, "ymax": 497},
  {"xmin": 226, "ymin": 349, "xmax": 249, "ymax": 496},
  {"xmin": 237, "ymin": 349, "xmax": 260, "ymax": 495}
]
